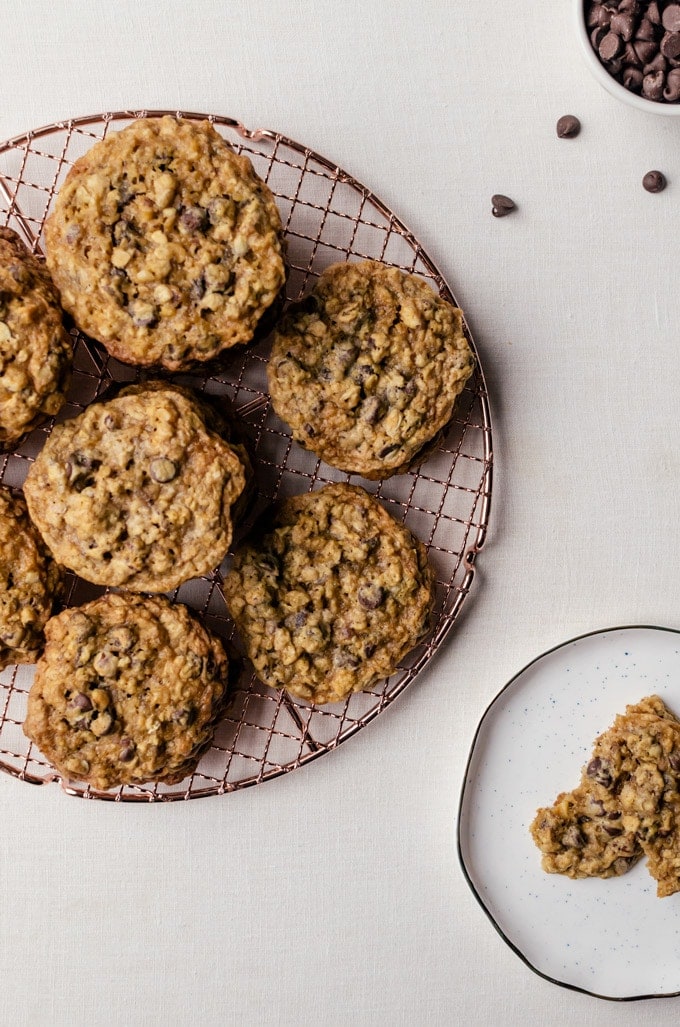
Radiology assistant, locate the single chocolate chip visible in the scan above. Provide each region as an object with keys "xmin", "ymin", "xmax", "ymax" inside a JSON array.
[
  {"xmin": 634, "ymin": 39, "xmax": 659, "ymax": 64},
  {"xmin": 599, "ymin": 30, "xmax": 623, "ymax": 61},
  {"xmin": 623, "ymin": 65, "xmax": 645, "ymax": 90},
  {"xmin": 664, "ymin": 66, "xmax": 680, "ymax": 97},
  {"xmin": 179, "ymin": 206, "xmax": 208, "ymax": 232},
  {"xmin": 556, "ymin": 114, "xmax": 581, "ymax": 138},
  {"xmin": 562, "ymin": 825, "xmax": 586, "ymax": 849},
  {"xmin": 669, "ymin": 751, "xmax": 680, "ymax": 772},
  {"xmin": 623, "ymin": 41, "xmax": 642, "ymax": 67},
  {"xmin": 642, "ymin": 68, "xmax": 666, "ymax": 99},
  {"xmin": 662, "ymin": 30, "xmax": 680, "ymax": 59},
  {"xmin": 603, "ymin": 826, "xmax": 623, "ymax": 837},
  {"xmin": 643, "ymin": 169, "xmax": 667, "ymax": 192},
  {"xmin": 645, "ymin": 51, "xmax": 668, "ymax": 74},
  {"xmin": 491, "ymin": 194, "xmax": 516, "ymax": 217},
  {"xmin": 663, "ymin": 3, "xmax": 680, "ymax": 32},
  {"xmin": 358, "ymin": 584, "xmax": 386, "ymax": 610},
  {"xmin": 119, "ymin": 739, "xmax": 136, "ymax": 762},
  {"xmin": 635, "ymin": 16, "xmax": 658, "ymax": 41},
  {"xmin": 71, "ymin": 692, "xmax": 93, "ymax": 711},
  {"xmin": 610, "ymin": 11, "xmax": 636, "ymax": 40},
  {"xmin": 586, "ymin": 756, "xmax": 613, "ymax": 788}
]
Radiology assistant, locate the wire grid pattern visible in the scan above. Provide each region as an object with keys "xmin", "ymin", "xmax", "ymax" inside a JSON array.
[{"xmin": 0, "ymin": 110, "xmax": 492, "ymax": 801}]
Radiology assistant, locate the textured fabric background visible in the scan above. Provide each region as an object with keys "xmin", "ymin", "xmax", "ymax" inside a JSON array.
[{"xmin": 2, "ymin": 1, "xmax": 680, "ymax": 1023}]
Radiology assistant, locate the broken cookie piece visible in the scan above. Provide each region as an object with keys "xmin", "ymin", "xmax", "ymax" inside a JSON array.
[{"xmin": 531, "ymin": 695, "xmax": 680, "ymax": 897}]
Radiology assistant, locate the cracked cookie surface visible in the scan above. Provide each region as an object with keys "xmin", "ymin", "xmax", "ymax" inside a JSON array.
[
  {"xmin": 44, "ymin": 116, "xmax": 286, "ymax": 371},
  {"xmin": 0, "ymin": 227, "xmax": 71, "ymax": 445},
  {"xmin": 268, "ymin": 260, "xmax": 474, "ymax": 479},
  {"xmin": 531, "ymin": 696, "xmax": 680, "ymax": 896},
  {"xmin": 23, "ymin": 381, "xmax": 250, "ymax": 592},
  {"xmin": 23, "ymin": 593, "xmax": 229, "ymax": 790},
  {"xmin": 0, "ymin": 487, "xmax": 63, "ymax": 669},
  {"xmin": 222, "ymin": 482, "xmax": 435, "ymax": 704}
]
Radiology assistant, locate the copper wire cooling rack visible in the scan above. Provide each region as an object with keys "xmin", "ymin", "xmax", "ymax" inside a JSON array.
[{"xmin": 0, "ymin": 110, "xmax": 493, "ymax": 801}]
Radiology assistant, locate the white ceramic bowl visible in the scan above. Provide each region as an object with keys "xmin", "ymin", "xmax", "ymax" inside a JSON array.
[{"xmin": 574, "ymin": 0, "xmax": 680, "ymax": 115}]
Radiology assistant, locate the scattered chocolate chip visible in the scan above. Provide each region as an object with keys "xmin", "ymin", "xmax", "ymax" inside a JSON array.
[
  {"xmin": 491, "ymin": 194, "xmax": 516, "ymax": 218},
  {"xmin": 556, "ymin": 114, "xmax": 581, "ymax": 138},
  {"xmin": 643, "ymin": 169, "xmax": 667, "ymax": 192}
]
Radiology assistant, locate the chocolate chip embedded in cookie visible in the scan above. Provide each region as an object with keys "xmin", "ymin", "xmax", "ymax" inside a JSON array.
[
  {"xmin": 44, "ymin": 116, "xmax": 286, "ymax": 371},
  {"xmin": 222, "ymin": 482, "xmax": 435, "ymax": 704},
  {"xmin": 23, "ymin": 593, "xmax": 229, "ymax": 790},
  {"xmin": 267, "ymin": 260, "xmax": 474, "ymax": 480},
  {"xmin": 0, "ymin": 227, "xmax": 72, "ymax": 446},
  {"xmin": 23, "ymin": 381, "xmax": 251, "ymax": 592},
  {"xmin": 0, "ymin": 486, "xmax": 63, "ymax": 670}
]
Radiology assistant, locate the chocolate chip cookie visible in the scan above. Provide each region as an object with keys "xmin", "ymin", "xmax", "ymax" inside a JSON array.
[
  {"xmin": 222, "ymin": 482, "xmax": 435, "ymax": 704},
  {"xmin": 0, "ymin": 227, "xmax": 71, "ymax": 446},
  {"xmin": 44, "ymin": 116, "xmax": 286, "ymax": 371},
  {"xmin": 0, "ymin": 487, "xmax": 63, "ymax": 669},
  {"xmin": 531, "ymin": 696, "xmax": 680, "ymax": 896},
  {"xmin": 23, "ymin": 593, "xmax": 229, "ymax": 789},
  {"xmin": 23, "ymin": 381, "xmax": 251, "ymax": 592},
  {"xmin": 267, "ymin": 260, "xmax": 474, "ymax": 479}
]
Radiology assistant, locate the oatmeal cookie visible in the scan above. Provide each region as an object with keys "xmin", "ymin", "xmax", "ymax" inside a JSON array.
[
  {"xmin": 531, "ymin": 696, "xmax": 680, "ymax": 896},
  {"xmin": 44, "ymin": 116, "xmax": 286, "ymax": 371},
  {"xmin": 0, "ymin": 487, "xmax": 63, "ymax": 669},
  {"xmin": 222, "ymin": 482, "xmax": 435, "ymax": 704},
  {"xmin": 267, "ymin": 260, "xmax": 474, "ymax": 479},
  {"xmin": 23, "ymin": 381, "xmax": 251, "ymax": 592},
  {"xmin": 0, "ymin": 226, "xmax": 71, "ymax": 445},
  {"xmin": 23, "ymin": 593, "xmax": 229, "ymax": 789}
]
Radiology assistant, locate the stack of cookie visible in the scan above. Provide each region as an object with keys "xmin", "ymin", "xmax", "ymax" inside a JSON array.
[{"xmin": 0, "ymin": 114, "xmax": 474, "ymax": 790}]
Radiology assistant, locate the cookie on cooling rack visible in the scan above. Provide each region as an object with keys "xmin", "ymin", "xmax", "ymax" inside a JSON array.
[
  {"xmin": 44, "ymin": 115, "xmax": 286, "ymax": 371},
  {"xmin": 23, "ymin": 380, "xmax": 252, "ymax": 592},
  {"xmin": 23, "ymin": 592, "xmax": 229, "ymax": 790},
  {"xmin": 222, "ymin": 482, "xmax": 435, "ymax": 704},
  {"xmin": 267, "ymin": 260, "xmax": 474, "ymax": 480},
  {"xmin": 0, "ymin": 227, "xmax": 72, "ymax": 446},
  {"xmin": 0, "ymin": 487, "xmax": 63, "ymax": 670}
]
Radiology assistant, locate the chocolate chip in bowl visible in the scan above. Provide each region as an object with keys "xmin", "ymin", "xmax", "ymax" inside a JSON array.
[{"xmin": 574, "ymin": 0, "xmax": 680, "ymax": 113}]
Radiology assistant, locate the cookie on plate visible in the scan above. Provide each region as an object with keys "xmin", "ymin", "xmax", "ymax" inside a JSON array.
[
  {"xmin": 44, "ymin": 115, "xmax": 286, "ymax": 371},
  {"xmin": 23, "ymin": 381, "xmax": 251, "ymax": 592},
  {"xmin": 0, "ymin": 226, "xmax": 71, "ymax": 446},
  {"xmin": 222, "ymin": 482, "xmax": 435, "ymax": 704},
  {"xmin": 531, "ymin": 696, "xmax": 680, "ymax": 895},
  {"xmin": 23, "ymin": 593, "xmax": 229, "ymax": 790},
  {"xmin": 267, "ymin": 260, "xmax": 474, "ymax": 479},
  {"xmin": 0, "ymin": 487, "xmax": 63, "ymax": 670}
]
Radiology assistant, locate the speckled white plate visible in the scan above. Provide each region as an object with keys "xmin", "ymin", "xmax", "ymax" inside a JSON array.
[{"xmin": 458, "ymin": 625, "xmax": 680, "ymax": 1001}]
